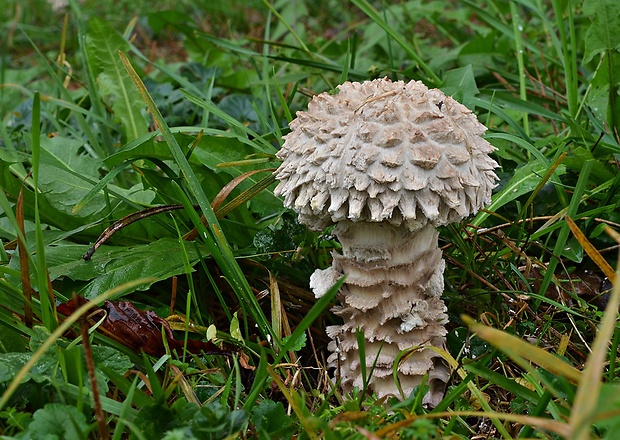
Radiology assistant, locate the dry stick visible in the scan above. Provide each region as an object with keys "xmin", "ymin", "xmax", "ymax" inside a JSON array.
[
  {"xmin": 464, "ymin": 226, "xmax": 516, "ymax": 292},
  {"xmin": 443, "ymin": 254, "xmax": 500, "ymax": 293},
  {"xmin": 169, "ymin": 275, "xmax": 178, "ymax": 316},
  {"xmin": 83, "ymin": 204, "xmax": 189, "ymax": 260},
  {"xmin": 80, "ymin": 311, "xmax": 109, "ymax": 440},
  {"xmin": 84, "ymin": 169, "xmax": 275, "ymax": 259}
]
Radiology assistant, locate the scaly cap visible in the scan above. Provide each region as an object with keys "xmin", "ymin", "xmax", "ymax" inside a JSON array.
[{"xmin": 274, "ymin": 78, "xmax": 499, "ymax": 231}]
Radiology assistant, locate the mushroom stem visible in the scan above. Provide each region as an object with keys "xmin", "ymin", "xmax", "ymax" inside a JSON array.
[{"xmin": 310, "ymin": 221, "xmax": 450, "ymax": 406}]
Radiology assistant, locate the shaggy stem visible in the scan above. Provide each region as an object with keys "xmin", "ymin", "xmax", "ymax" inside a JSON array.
[{"xmin": 311, "ymin": 221, "xmax": 449, "ymax": 406}]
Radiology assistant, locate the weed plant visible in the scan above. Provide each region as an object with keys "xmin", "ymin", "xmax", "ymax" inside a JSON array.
[{"xmin": 1, "ymin": 0, "xmax": 619, "ymax": 438}]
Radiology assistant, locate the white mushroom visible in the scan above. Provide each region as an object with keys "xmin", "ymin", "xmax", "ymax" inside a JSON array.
[{"xmin": 274, "ymin": 78, "xmax": 499, "ymax": 406}]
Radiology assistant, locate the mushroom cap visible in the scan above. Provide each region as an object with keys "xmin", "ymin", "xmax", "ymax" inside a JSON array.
[{"xmin": 274, "ymin": 78, "xmax": 499, "ymax": 231}]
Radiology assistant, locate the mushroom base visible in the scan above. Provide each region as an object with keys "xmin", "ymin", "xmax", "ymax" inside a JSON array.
[{"xmin": 310, "ymin": 221, "xmax": 449, "ymax": 407}]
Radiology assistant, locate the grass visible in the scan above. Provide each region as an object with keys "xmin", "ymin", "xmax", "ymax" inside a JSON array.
[{"xmin": 1, "ymin": 0, "xmax": 620, "ymax": 438}]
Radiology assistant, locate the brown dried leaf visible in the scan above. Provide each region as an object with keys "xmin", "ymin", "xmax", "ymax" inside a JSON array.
[{"xmin": 58, "ymin": 297, "xmax": 234, "ymax": 357}]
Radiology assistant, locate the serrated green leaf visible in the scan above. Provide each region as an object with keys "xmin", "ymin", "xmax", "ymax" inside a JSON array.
[
  {"xmin": 92, "ymin": 345, "xmax": 133, "ymax": 394},
  {"xmin": 214, "ymin": 94, "xmax": 261, "ymax": 131},
  {"xmin": 27, "ymin": 404, "xmax": 89, "ymax": 439},
  {"xmin": 281, "ymin": 333, "xmax": 306, "ymax": 352},
  {"xmin": 86, "ymin": 17, "xmax": 148, "ymax": 140},
  {"xmin": 190, "ymin": 401, "xmax": 249, "ymax": 440},
  {"xmin": 0, "ymin": 352, "xmax": 59, "ymax": 384},
  {"xmin": 133, "ymin": 402, "xmax": 193, "ymax": 438},
  {"xmin": 251, "ymin": 400, "xmax": 295, "ymax": 440}
]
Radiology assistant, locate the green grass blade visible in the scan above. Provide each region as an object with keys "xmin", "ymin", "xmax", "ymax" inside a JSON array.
[
  {"xmin": 112, "ymin": 376, "xmax": 141, "ymax": 440},
  {"xmin": 552, "ymin": 0, "xmax": 578, "ymax": 118},
  {"xmin": 22, "ymin": 32, "xmax": 107, "ymax": 157},
  {"xmin": 30, "ymin": 92, "xmax": 55, "ymax": 331},
  {"xmin": 537, "ymin": 160, "xmax": 593, "ymax": 299},
  {"xmin": 118, "ymin": 51, "xmax": 274, "ymax": 341},
  {"xmin": 349, "ymin": 0, "xmax": 441, "ymax": 85},
  {"xmin": 509, "ymin": 2, "xmax": 529, "ymax": 136}
]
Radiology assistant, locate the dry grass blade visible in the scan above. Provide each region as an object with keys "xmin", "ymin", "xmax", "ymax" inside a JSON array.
[
  {"xmin": 375, "ymin": 410, "xmax": 571, "ymax": 438},
  {"xmin": 568, "ymin": 255, "xmax": 620, "ymax": 439},
  {"xmin": 566, "ymin": 216, "xmax": 615, "ymax": 283},
  {"xmin": 462, "ymin": 316, "xmax": 582, "ymax": 384},
  {"xmin": 270, "ymin": 271, "xmax": 283, "ymax": 344},
  {"xmin": 168, "ymin": 364, "xmax": 201, "ymax": 405},
  {"xmin": 374, "ymin": 411, "xmax": 570, "ymax": 438},
  {"xmin": 183, "ymin": 169, "xmax": 274, "ymax": 241},
  {"xmin": 605, "ymin": 225, "xmax": 620, "ymax": 245},
  {"xmin": 83, "ymin": 204, "xmax": 187, "ymax": 260}
]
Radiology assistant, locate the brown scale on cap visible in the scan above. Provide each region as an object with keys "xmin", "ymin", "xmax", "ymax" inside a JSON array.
[{"xmin": 274, "ymin": 78, "xmax": 499, "ymax": 406}]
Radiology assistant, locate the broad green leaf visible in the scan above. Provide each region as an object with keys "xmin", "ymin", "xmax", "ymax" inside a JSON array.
[
  {"xmin": 39, "ymin": 136, "xmax": 106, "ymax": 217},
  {"xmin": 106, "ymin": 132, "xmax": 281, "ymax": 217},
  {"xmin": 583, "ymin": 0, "xmax": 620, "ymax": 63},
  {"xmin": 584, "ymin": 53, "xmax": 620, "ymax": 127},
  {"xmin": 214, "ymin": 94, "xmax": 262, "ymax": 132},
  {"xmin": 39, "ymin": 136, "xmax": 155, "ymax": 218},
  {"xmin": 441, "ymin": 65, "xmax": 479, "ymax": 109},
  {"xmin": 191, "ymin": 136, "xmax": 281, "ymax": 217},
  {"xmin": 563, "ymin": 147, "xmax": 616, "ymax": 184},
  {"xmin": 104, "ymin": 134, "xmax": 173, "ymax": 168},
  {"xmin": 593, "ymin": 383, "xmax": 620, "ymax": 435},
  {"xmin": 473, "ymin": 160, "xmax": 566, "ymax": 226},
  {"xmin": 86, "ymin": 17, "xmax": 148, "ymax": 141},
  {"xmin": 44, "ymin": 238, "xmax": 207, "ymax": 300}
]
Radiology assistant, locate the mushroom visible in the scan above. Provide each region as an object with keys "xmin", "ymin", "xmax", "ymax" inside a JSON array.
[{"xmin": 274, "ymin": 78, "xmax": 499, "ymax": 406}]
